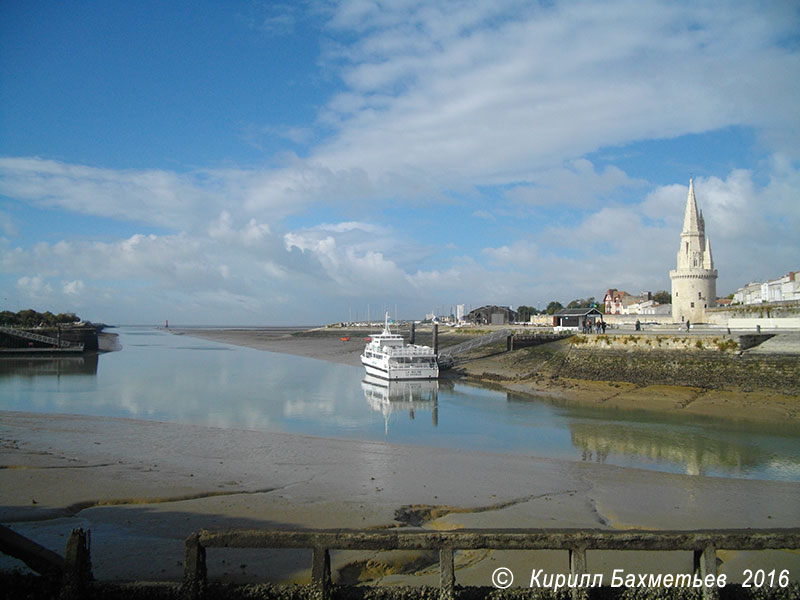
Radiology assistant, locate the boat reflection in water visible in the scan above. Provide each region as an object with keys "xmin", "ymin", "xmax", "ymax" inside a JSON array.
[{"xmin": 362, "ymin": 375, "xmax": 439, "ymax": 434}]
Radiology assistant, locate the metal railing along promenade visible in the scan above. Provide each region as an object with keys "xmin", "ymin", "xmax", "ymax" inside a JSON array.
[
  {"xmin": 437, "ymin": 328, "xmax": 512, "ymax": 363},
  {"xmin": 0, "ymin": 325, "xmax": 84, "ymax": 350},
  {"xmin": 183, "ymin": 527, "xmax": 800, "ymax": 600}
]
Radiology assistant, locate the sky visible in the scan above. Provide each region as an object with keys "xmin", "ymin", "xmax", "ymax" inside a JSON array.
[{"xmin": 1, "ymin": 0, "xmax": 799, "ymax": 325}]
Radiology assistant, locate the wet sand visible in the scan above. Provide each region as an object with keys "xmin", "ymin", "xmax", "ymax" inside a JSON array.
[
  {"xmin": 170, "ymin": 326, "xmax": 366, "ymax": 367},
  {"xmin": 2, "ymin": 327, "xmax": 799, "ymax": 586},
  {"xmin": 2, "ymin": 411, "xmax": 799, "ymax": 586}
]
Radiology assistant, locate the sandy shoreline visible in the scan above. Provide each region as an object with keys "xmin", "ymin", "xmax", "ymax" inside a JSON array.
[
  {"xmin": 2, "ymin": 327, "xmax": 799, "ymax": 586},
  {"xmin": 170, "ymin": 326, "xmax": 366, "ymax": 367},
  {"xmin": 2, "ymin": 411, "xmax": 799, "ymax": 585}
]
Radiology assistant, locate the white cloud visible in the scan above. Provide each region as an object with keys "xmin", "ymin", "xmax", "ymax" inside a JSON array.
[
  {"xmin": 472, "ymin": 210, "xmax": 495, "ymax": 221},
  {"xmin": 0, "ymin": 158, "xmax": 207, "ymax": 228},
  {"xmin": 506, "ymin": 160, "xmax": 643, "ymax": 208},
  {"xmin": 315, "ymin": 0, "xmax": 800, "ymax": 189},
  {"xmin": 62, "ymin": 280, "xmax": 85, "ymax": 296},
  {"xmin": 17, "ymin": 275, "xmax": 53, "ymax": 298}
]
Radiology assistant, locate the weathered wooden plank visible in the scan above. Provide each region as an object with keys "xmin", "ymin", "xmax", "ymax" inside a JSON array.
[
  {"xmin": 198, "ymin": 527, "xmax": 800, "ymax": 552},
  {"xmin": 0, "ymin": 523, "xmax": 64, "ymax": 577}
]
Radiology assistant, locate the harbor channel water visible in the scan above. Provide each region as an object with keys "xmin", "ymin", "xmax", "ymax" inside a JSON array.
[{"xmin": 2, "ymin": 327, "xmax": 799, "ymax": 482}]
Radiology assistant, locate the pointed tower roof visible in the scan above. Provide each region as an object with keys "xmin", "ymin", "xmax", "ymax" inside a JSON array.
[
  {"xmin": 704, "ymin": 234, "xmax": 714, "ymax": 270},
  {"xmin": 682, "ymin": 178, "xmax": 701, "ymax": 234}
]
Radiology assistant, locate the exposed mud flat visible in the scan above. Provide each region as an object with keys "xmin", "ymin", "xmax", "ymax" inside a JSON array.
[{"xmin": 2, "ymin": 411, "xmax": 799, "ymax": 586}]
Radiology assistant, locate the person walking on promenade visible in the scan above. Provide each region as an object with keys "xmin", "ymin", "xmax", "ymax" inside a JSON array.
[{"xmin": 686, "ymin": 319, "xmax": 691, "ymax": 332}]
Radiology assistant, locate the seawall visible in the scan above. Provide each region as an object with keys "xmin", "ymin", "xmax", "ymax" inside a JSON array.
[
  {"xmin": 455, "ymin": 332, "xmax": 800, "ymax": 399},
  {"xmin": 0, "ymin": 325, "xmax": 100, "ymax": 351},
  {"xmin": 558, "ymin": 346, "xmax": 800, "ymax": 395}
]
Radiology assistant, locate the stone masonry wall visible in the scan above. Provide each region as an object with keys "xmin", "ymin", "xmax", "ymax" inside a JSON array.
[{"xmin": 556, "ymin": 337, "xmax": 800, "ymax": 394}]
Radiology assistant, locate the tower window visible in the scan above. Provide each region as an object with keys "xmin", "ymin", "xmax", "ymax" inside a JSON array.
[
  {"xmin": 698, "ymin": 292, "xmax": 701, "ymax": 298},
  {"xmin": 691, "ymin": 302, "xmax": 695, "ymax": 308}
]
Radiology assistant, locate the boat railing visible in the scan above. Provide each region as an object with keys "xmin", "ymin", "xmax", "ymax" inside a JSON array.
[{"xmin": 382, "ymin": 345, "xmax": 435, "ymax": 356}]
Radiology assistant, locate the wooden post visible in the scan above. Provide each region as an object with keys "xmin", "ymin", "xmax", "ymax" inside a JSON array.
[
  {"xmin": 59, "ymin": 528, "xmax": 92, "ymax": 600},
  {"xmin": 694, "ymin": 543, "xmax": 719, "ymax": 600},
  {"xmin": 183, "ymin": 533, "xmax": 206, "ymax": 600},
  {"xmin": 433, "ymin": 324, "xmax": 439, "ymax": 355},
  {"xmin": 507, "ymin": 334, "xmax": 513, "ymax": 352},
  {"xmin": 569, "ymin": 546, "xmax": 588, "ymax": 600},
  {"xmin": 311, "ymin": 546, "xmax": 331, "ymax": 600},
  {"xmin": 410, "ymin": 322, "xmax": 416, "ymax": 345},
  {"xmin": 439, "ymin": 546, "xmax": 455, "ymax": 600}
]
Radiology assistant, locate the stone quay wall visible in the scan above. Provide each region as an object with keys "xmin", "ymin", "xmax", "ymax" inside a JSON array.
[{"xmin": 557, "ymin": 337, "xmax": 800, "ymax": 394}]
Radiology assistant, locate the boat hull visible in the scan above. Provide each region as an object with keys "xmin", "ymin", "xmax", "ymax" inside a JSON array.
[{"xmin": 361, "ymin": 356, "xmax": 439, "ymax": 380}]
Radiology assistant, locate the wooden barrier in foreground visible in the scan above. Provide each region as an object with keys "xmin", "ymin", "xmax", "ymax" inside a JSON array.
[
  {"xmin": 0, "ymin": 525, "xmax": 92, "ymax": 599},
  {"xmin": 183, "ymin": 527, "xmax": 800, "ymax": 600}
]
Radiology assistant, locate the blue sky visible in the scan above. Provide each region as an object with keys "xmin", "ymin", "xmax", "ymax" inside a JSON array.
[{"xmin": 1, "ymin": 0, "xmax": 799, "ymax": 325}]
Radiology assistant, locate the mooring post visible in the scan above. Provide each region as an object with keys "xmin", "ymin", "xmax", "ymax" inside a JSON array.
[
  {"xmin": 311, "ymin": 546, "xmax": 331, "ymax": 600},
  {"xmin": 410, "ymin": 321, "xmax": 416, "ymax": 345},
  {"xmin": 694, "ymin": 543, "xmax": 719, "ymax": 600},
  {"xmin": 433, "ymin": 323, "xmax": 439, "ymax": 355},
  {"xmin": 507, "ymin": 334, "xmax": 513, "ymax": 352},
  {"xmin": 182, "ymin": 533, "xmax": 207, "ymax": 600},
  {"xmin": 569, "ymin": 546, "xmax": 588, "ymax": 600},
  {"xmin": 439, "ymin": 545, "xmax": 455, "ymax": 600},
  {"xmin": 59, "ymin": 528, "xmax": 92, "ymax": 600}
]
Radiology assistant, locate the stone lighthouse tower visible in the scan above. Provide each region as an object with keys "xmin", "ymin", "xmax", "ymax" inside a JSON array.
[{"xmin": 669, "ymin": 179, "xmax": 717, "ymax": 323}]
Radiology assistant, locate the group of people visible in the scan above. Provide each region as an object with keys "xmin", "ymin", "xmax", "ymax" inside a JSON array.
[{"xmin": 581, "ymin": 319, "xmax": 606, "ymax": 334}]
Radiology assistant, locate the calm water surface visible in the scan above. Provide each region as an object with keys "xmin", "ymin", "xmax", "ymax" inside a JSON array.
[{"xmin": 2, "ymin": 327, "xmax": 799, "ymax": 482}]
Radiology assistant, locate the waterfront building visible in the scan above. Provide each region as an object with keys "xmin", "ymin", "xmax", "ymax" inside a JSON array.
[
  {"xmin": 603, "ymin": 289, "xmax": 633, "ymax": 314},
  {"xmin": 552, "ymin": 307, "xmax": 603, "ymax": 331},
  {"xmin": 603, "ymin": 289, "xmax": 669, "ymax": 315},
  {"xmin": 732, "ymin": 271, "xmax": 800, "ymax": 305},
  {"xmin": 624, "ymin": 299, "xmax": 672, "ymax": 316},
  {"xmin": 669, "ymin": 179, "xmax": 718, "ymax": 323}
]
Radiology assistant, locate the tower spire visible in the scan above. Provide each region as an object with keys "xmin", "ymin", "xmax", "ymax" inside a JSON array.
[
  {"xmin": 704, "ymin": 234, "xmax": 714, "ymax": 270},
  {"xmin": 682, "ymin": 178, "xmax": 701, "ymax": 234}
]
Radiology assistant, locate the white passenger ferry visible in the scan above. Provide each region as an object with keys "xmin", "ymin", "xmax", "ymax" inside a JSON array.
[{"xmin": 360, "ymin": 314, "xmax": 439, "ymax": 380}]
